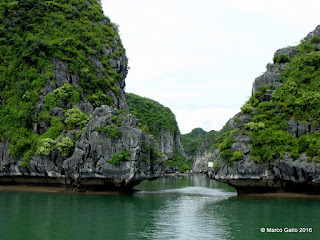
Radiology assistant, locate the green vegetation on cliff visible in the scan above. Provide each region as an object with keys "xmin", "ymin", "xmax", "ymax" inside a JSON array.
[
  {"xmin": 182, "ymin": 128, "xmax": 218, "ymax": 157},
  {"xmin": 126, "ymin": 93, "xmax": 179, "ymax": 138},
  {"xmin": 126, "ymin": 93, "xmax": 190, "ymax": 172},
  {"xmin": 248, "ymin": 39, "xmax": 320, "ymax": 162},
  {"xmin": 217, "ymin": 37, "xmax": 320, "ymax": 164},
  {"xmin": 0, "ymin": 0, "xmax": 126, "ymax": 164},
  {"xmin": 181, "ymin": 128, "xmax": 207, "ymax": 157},
  {"xmin": 181, "ymin": 128, "xmax": 206, "ymax": 148}
]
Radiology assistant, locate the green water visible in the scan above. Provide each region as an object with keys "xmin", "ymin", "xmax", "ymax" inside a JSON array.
[{"xmin": 0, "ymin": 175, "xmax": 319, "ymax": 240}]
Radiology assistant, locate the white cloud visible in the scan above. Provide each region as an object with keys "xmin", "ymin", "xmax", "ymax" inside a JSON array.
[{"xmin": 102, "ymin": 0, "xmax": 320, "ymax": 133}]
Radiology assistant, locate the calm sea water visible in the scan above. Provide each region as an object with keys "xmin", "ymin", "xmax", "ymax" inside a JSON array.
[{"xmin": 0, "ymin": 175, "xmax": 319, "ymax": 240}]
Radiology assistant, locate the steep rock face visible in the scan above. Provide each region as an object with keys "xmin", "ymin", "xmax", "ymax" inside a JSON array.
[
  {"xmin": 192, "ymin": 153, "xmax": 211, "ymax": 173},
  {"xmin": 205, "ymin": 25, "xmax": 320, "ymax": 194},
  {"xmin": 207, "ymin": 112, "xmax": 320, "ymax": 194},
  {"xmin": 0, "ymin": 0, "xmax": 165, "ymax": 192},
  {"xmin": 0, "ymin": 106, "xmax": 165, "ymax": 192},
  {"xmin": 208, "ymin": 153, "xmax": 320, "ymax": 194},
  {"xmin": 62, "ymin": 106, "xmax": 166, "ymax": 190},
  {"xmin": 158, "ymin": 129, "xmax": 184, "ymax": 158},
  {"xmin": 251, "ymin": 46, "xmax": 299, "ymax": 95},
  {"xmin": 206, "ymin": 111, "xmax": 320, "ymax": 194}
]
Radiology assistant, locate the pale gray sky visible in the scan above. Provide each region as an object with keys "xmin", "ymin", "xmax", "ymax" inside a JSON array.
[{"xmin": 101, "ymin": 0, "xmax": 320, "ymax": 133}]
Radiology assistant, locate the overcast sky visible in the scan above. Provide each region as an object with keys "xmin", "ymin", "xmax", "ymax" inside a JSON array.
[{"xmin": 101, "ymin": 0, "xmax": 320, "ymax": 134}]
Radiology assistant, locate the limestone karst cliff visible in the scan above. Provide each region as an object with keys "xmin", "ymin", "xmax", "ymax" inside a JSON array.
[
  {"xmin": 126, "ymin": 93, "xmax": 189, "ymax": 173},
  {"xmin": 195, "ymin": 25, "xmax": 320, "ymax": 194},
  {"xmin": 0, "ymin": 0, "xmax": 166, "ymax": 192}
]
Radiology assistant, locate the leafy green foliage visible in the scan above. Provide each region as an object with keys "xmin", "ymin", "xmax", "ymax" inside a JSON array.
[
  {"xmin": 212, "ymin": 162, "xmax": 219, "ymax": 169},
  {"xmin": 108, "ymin": 151, "xmax": 131, "ymax": 165},
  {"xmin": 166, "ymin": 147, "xmax": 192, "ymax": 172},
  {"xmin": 42, "ymin": 117, "xmax": 65, "ymax": 140},
  {"xmin": 310, "ymin": 36, "xmax": 320, "ymax": 44},
  {"xmin": 36, "ymin": 136, "xmax": 75, "ymax": 157},
  {"xmin": 166, "ymin": 154, "xmax": 192, "ymax": 172},
  {"xmin": 273, "ymin": 54, "xmax": 290, "ymax": 64},
  {"xmin": 183, "ymin": 139, "xmax": 202, "ymax": 156},
  {"xmin": 244, "ymin": 122, "xmax": 265, "ymax": 131},
  {"xmin": 56, "ymin": 137, "xmax": 74, "ymax": 157},
  {"xmin": 232, "ymin": 151, "xmax": 243, "ymax": 160},
  {"xmin": 86, "ymin": 90, "xmax": 112, "ymax": 108},
  {"xmin": 126, "ymin": 93, "xmax": 189, "ymax": 170},
  {"xmin": 220, "ymin": 149, "xmax": 234, "ymax": 166},
  {"xmin": 140, "ymin": 140, "xmax": 161, "ymax": 163},
  {"xmin": 181, "ymin": 128, "xmax": 218, "ymax": 160},
  {"xmin": 221, "ymin": 149, "xmax": 233, "ymax": 160},
  {"xmin": 0, "ymin": 0, "xmax": 126, "ymax": 160},
  {"xmin": 65, "ymin": 107, "xmax": 89, "ymax": 129},
  {"xmin": 218, "ymin": 129, "xmax": 238, "ymax": 150},
  {"xmin": 45, "ymin": 83, "xmax": 80, "ymax": 110},
  {"xmin": 95, "ymin": 125, "xmax": 121, "ymax": 139},
  {"xmin": 297, "ymin": 132, "xmax": 320, "ymax": 158},
  {"xmin": 241, "ymin": 102, "xmax": 254, "ymax": 114},
  {"xmin": 272, "ymin": 51, "xmax": 320, "ymax": 121},
  {"xmin": 36, "ymin": 138, "xmax": 56, "ymax": 155},
  {"xmin": 182, "ymin": 128, "xmax": 207, "ymax": 143},
  {"xmin": 150, "ymin": 143, "xmax": 161, "ymax": 163},
  {"xmin": 181, "ymin": 128, "xmax": 207, "ymax": 154},
  {"xmin": 219, "ymin": 150, "xmax": 243, "ymax": 166},
  {"xmin": 235, "ymin": 38, "xmax": 320, "ymax": 162},
  {"xmin": 126, "ymin": 93, "xmax": 180, "ymax": 138},
  {"xmin": 138, "ymin": 123, "xmax": 149, "ymax": 133}
]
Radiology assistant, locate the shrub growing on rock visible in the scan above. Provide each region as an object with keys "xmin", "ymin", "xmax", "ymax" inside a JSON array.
[
  {"xmin": 273, "ymin": 54, "xmax": 290, "ymax": 64},
  {"xmin": 108, "ymin": 151, "xmax": 131, "ymax": 165},
  {"xmin": 36, "ymin": 138, "xmax": 56, "ymax": 156},
  {"xmin": 95, "ymin": 125, "xmax": 122, "ymax": 139},
  {"xmin": 56, "ymin": 137, "xmax": 74, "ymax": 157},
  {"xmin": 65, "ymin": 107, "xmax": 90, "ymax": 129},
  {"xmin": 241, "ymin": 102, "xmax": 254, "ymax": 114}
]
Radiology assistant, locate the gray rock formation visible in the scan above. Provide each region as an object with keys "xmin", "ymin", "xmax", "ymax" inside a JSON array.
[
  {"xmin": 286, "ymin": 120, "xmax": 320, "ymax": 137},
  {"xmin": 0, "ymin": 106, "xmax": 166, "ymax": 192},
  {"xmin": 201, "ymin": 25, "xmax": 320, "ymax": 195},
  {"xmin": 0, "ymin": 2, "xmax": 165, "ymax": 192},
  {"xmin": 251, "ymin": 46, "xmax": 299, "ymax": 95},
  {"xmin": 157, "ymin": 129, "xmax": 184, "ymax": 159},
  {"xmin": 306, "ymin": 25, "xmax": 320, "ymax": 50},
  {"xmin": 192, "ymin": 152, "xmax": 212, "ymax": 173},
  {"xmin": 205, "ymin": 112, "xmax": 320, "ymax": 194},
  {"xmin": 125, "ymin": 93, "xmax": 187, "ymax": 173},
  {"xmin": 208, "ymin": 153, "xmax": 320, "ymax": 194}
]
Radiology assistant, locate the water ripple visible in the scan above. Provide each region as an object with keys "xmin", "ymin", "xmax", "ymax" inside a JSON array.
[{"xmin": 136, "ymin": 186, "xmax": 237, "ymax": 197}]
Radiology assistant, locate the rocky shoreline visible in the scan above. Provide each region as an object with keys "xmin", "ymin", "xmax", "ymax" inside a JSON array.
[
  {"xmin": 2, "ymin": 173, "xmax": 320, "ymax": 198},
  {"xmin": 0, "ymin": 184, "xmax": 121, "ymax": 195}
]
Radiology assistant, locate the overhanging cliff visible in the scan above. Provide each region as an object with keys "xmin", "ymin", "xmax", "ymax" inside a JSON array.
[
  {"xmin": 202, "ymin": 25, "xmax": 320, "ymax": 195},
  {"xmin": 0, "ymin": 0, "xmax": 166, "ymax": 192}
]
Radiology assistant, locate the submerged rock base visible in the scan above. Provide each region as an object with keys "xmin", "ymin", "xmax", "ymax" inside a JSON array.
[
  {"xmin": 207, "ymin": 157, "xmax": 320, "ymax": 195},
  {"xmin": 207, "ymin": 154, "xmax": 320, "ymax": 196},
  {"xmin": 0, "ymin": 176, "xmax": 142, "ymax": 194},
  {"xmin": 213, "ymin": 178, "xmax": 320, "ymax": 195}
]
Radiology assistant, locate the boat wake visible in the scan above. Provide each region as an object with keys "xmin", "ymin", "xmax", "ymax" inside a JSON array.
[{"xmin": 136, "ymin": 186, "xmax": 236, "ymax": 197}]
